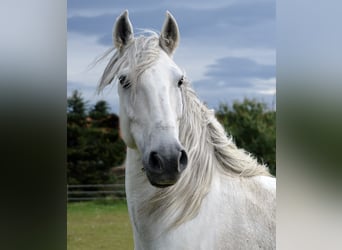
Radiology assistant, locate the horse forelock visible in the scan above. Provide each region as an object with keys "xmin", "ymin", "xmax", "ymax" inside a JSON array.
[{"xmin": 97, "ymin": 32, "xmax": 161, "ymax": 93}]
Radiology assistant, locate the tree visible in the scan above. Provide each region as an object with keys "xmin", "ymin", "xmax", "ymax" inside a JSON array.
[
  {"xmin": 67, "ymin": 127, "xmax": 125, "ymax": 184},
  {"xmin": 67, "ymin": 95, "xmax": 126, "ymax": 185},
  {"xmin": 67, "ymin": 90, "xmax": 87, "ymax": 127},
  {"xmin": 216, "ymin": 99, "xmax": 276, "ymax": 176},
  {"xmin": 89, "ymin": 100, "xmax": 110, "ymax": 120}
]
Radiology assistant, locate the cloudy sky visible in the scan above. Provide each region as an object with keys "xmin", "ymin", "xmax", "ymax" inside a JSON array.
[{"xmin": 67, "ymin": 0, "xmax": 276, "ymax": 113}]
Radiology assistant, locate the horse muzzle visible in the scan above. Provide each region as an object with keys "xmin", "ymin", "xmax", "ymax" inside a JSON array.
[{"xmin": 143, "ymin": 146, "xmax": 188, "ymax": 188}]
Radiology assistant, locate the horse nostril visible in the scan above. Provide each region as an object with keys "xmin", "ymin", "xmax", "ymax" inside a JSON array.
[
  {"xmin": 178, "ymin": 150, "xmax": 188, "ymax": 171},
  {"xmin": 148, "ymin": 149, "xmax": 187, "ymax": 173},
  {"xmin": 149, "ymin": 151, "xmax": 163, "ymax": 170}
]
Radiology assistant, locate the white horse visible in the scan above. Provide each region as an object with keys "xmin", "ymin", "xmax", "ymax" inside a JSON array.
[{"xmin": 98, "ymin": 10, "xmax": 276, "ymax": 250}]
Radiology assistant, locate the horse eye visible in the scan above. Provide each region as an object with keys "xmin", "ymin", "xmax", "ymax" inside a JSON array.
[
  {"xmin": 118, "ymin": 75, "xmax": 131, "ymax": 89},
  {"xmin": 178, "ymin": 76, "xmax": 184, "ymax": 87},
  {"xmin": 119, "ymin": 75, "xmax": 126, "ymax": 84}
]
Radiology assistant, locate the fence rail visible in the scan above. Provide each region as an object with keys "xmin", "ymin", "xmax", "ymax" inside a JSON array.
[{"xmin": 67, "ymin": 183, "xmax": 126, "ymax": 202}]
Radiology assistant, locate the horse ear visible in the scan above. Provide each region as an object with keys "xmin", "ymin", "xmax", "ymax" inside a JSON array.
[
  {"xmin": 113, "ymin": 10, "xmax": 134, "ymax": 50},
  {"xmin": 159, "ymin": 11, "xmax": 180, "ymax": 56}
]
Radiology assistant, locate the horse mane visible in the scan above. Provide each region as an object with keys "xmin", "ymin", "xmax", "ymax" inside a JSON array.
[{"xmin": 96, "ymin": 32, "xmax": 271, "ymax": 231}]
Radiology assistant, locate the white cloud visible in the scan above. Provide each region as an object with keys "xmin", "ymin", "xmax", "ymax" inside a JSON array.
[
  {"xmin": 252, "ymin": 77, "xmax": 276, "ymax": 95},
  {"xmin": 252, "ymin": 77, "xmax": 276, "ymax": 86},
  {"xmin": 67, "ymin": 8, "xmax": 121, "ymax": 18},
  {"xmin": 168, "ymin": 0, "xmax": 237, "ymax": 10},
  {"xmin": 67, "ymin": 5, "xmax": 164, "ymax": 19},
  {"xmin": 168, "ymin": 0, "xmax": 273, "ymax": 11},
  {"xmin": 67, "ymin": 32, "xmax": 111, "ymax": 87},
  {"xmin": 258, "ymin": 88, "xmax": 276, "ymax": 95}
]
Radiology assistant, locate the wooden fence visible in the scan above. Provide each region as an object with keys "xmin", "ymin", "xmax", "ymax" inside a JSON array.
[{"xmin": 67, "ymin": 183, "xmax": 126, "ymax": 201}]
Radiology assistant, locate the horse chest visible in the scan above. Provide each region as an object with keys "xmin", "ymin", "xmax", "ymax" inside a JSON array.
[{"xmin": 132, "ymin": 209, "xmax": 221, "ymax": 250}]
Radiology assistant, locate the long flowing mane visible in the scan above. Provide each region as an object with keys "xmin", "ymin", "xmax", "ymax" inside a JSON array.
[{"xmin": 98, "ymin": 33, "xmax": 271, "ymax": 230}]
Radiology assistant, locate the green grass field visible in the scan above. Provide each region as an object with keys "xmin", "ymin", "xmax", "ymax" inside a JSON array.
[{"xmin": 67, "ymin": 200, "xmax": 134, "ymax": 250}]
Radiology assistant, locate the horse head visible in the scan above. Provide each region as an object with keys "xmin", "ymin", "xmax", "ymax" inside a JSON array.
[{"xmin": 107, "ymin": 10, "xmax": 188, "ymax": 187}]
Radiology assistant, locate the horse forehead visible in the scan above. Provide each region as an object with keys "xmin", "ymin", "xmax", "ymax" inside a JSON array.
[
  {"xmin": 144, "ymin": 55, "xmax": 181, "ymax": 80},
  {"xmin": 159, "ymin": 51, "xmax": 180, "ymax": 70}
]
